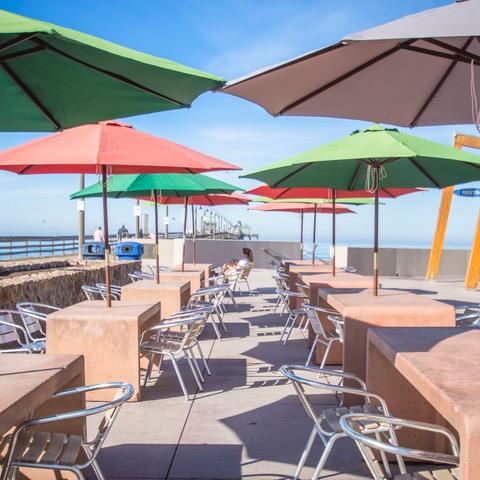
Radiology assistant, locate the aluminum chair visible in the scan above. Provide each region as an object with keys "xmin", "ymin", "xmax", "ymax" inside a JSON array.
[
  {"xmin": 455, "ymin": 303, "xmax": 480, "ymax": 327},
  {"xmin": 340, "ymin": 413, "xmax": 459, "ymax": 480},
  {"xmin": 81, "ymin": 285, "xmax": 104, "ymax": 300},
  {"xmin": 16, "ymin": 302, "xmax": 59, "ymax": 343},
  {"xmin": 236, "ymin": 265, "xmax": 252, "ymax": 295},
  {"xmin": 96, "ymin": 283, "xmax": 122, "ymax": 299},
  {"xmin": 186, "ymin": 286, "xmax": 228, "ymax": 339},
  {"xmin": 0, "ymin": 311, "xmax": 45, "ymax": 353},
  {"xmin": 0, "ymin": 382, "xmax": 133, "ymax": 480},
  {"xmin": 272, "ymin": 270, "xmax": 290, "ymax": 315},
  {"xmin": 278, "ymin": 289, "xmax": 308, "ymax": 345},
  {"xmin": 140, "ymin": 314, "xmax": 208, "ymax": 401},
  {"xmin": 302, "ymin": 304, "xmax": 344, "ymax": 367},
  {"xmin": 295, "ymin": 282, "xmax": 311, "ymax": 331},
  {"xmin": 209, "ymin": 273, "xmax": 238, "ymax": 309},
  {"xmin": 341, "ymin": 266, "xmax": 357, "ymax": 273},
  {"xmin": 128, "ymin": 271, "xmax": 154, "ymax": 282},
  {"xmin": 280, "ymin": 365, "xmax": 397, "ymax": 480}
]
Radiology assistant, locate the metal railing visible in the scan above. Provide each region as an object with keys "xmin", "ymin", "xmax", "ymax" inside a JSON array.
[{"xmin": 0, "ymin": 235, "xmax": 117, "ymax": 260}]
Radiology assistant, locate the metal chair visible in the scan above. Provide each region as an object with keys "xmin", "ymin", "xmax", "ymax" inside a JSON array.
[
  {"xmin": 280, "ymin": 365, "xmax": 397, "ymax": 480},
  {"xmin": 295, "ymin": 282, "xmax": 311, "ymax": 332},
  {"xmin": 81, "ymin": 285, "xmax": 104, "ymax": 300},
  {"xmin": 0, "ymin": 311, "xmax": 44, "ymax": 353},
  {"xmin": 16, "ymin": 302, "xmax": 59, "ymax": 343},
  {"xmin": 272, "ymin": 270, "xmax": 290, "ymax": 315},
  {"xmin": 278, "ymin": 288, "xmax": 308, "ymax": 345},
  {"xmin": 455, "ymin": 303, "xmax": 480, "ymax": 327},
  {"xmin": 0, "ymin": 382, "xmax": 133, "ymax": 480},
  {"xmin": 302, "ymin": 303, "xmax": 344, "ymax": 367},
  {"xmin": 236, "ymin": 265, "xmax": 252, "ymax": 294},
  {"xmin": 140, "ymin": 314, "xmax": 208, "ymax": 401},
  {"xmin": 96, "ymin": 283, "xmax": 122, "ymax": 300},
  {"xmin": 340, "ymin": 413, "xmax": 460, "ymax": 480},
  {"xmin": 341, "ymin": 266, "xmax": 357, "ymax": 273},
  {"xmin": 128, "ymin": 271, "xmax": 154, "ymax": 282}
]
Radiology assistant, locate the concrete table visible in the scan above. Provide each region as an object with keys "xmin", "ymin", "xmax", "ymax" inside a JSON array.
[
  {"xmin": 121, "ymin": 280, "xmax": 190, "ymax": 318},
  {"xmin": 174, "ymin": 263, "xmax": 212, "ymax": 285},
  {"xmin": 0, "ymin": 354, "xmax": 85, "ymax": 479},
  {"xmin": 47, "ymin": 300, "xmax": 160, "ymax": 402},
  {"xmin": 160, "ymin": 269, "xmax": 205, "ymax": 293},
  {"xmin": 282, "ymin": 259, "xmax": 324, "ymax": 274},
  {"xmin": 367, "ymin": 327, "xmax": 480, "ymax": 479},
  {"xmin": 297, "ymin": 272, "xmax": 373, "ymax": 365},
  {"xmin": 319, "ymin": 288, "xmax": 455, "ymax": 382}
]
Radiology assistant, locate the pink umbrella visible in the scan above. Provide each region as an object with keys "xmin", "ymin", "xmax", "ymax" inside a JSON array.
[{"xmin": 0, "ymin": 121, "xmax": 240, "ymax": 306}]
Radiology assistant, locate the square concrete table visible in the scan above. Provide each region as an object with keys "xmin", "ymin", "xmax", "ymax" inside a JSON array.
[
  {"xmin": 367, "ymin": 327, "xmax": 480, "ymax": 479},
  {"xmin": 47, "ymin": 300, "xmax": 160, "ymax": 402},
  {"xmin": 121, "ymin": 280, "xmax": 190, "ymax": 318},
  {"xmin": 319, "ymin": 288, "xmax": 455, "ymax": 383},
  {"xmin": 160, "ymin": 269, "xmax": 205, "ymax": 293},
  {"xmin": 282, "ymin": 259, "xmax": 322, "ymax": 274},
  {"xmin": 297, "ymin": 272, "xmax": 373, "ymax": 365},
  {"xmin": 174, "ymin": 263, "xmax": 212, "ymax": 285},
  {"xmin": 0, "ymin": 354, "xmax": 85, "ymax": 479}
]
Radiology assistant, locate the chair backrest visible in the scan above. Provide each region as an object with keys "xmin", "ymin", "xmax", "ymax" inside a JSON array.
[
  {"xmin": 181, "ymin": 315, "xmax": 208, "ymax": 347},
  {"xmin": 340, "ymin": 413, "xmax": 460, "ymax": 480},
  {"xmin": 16, "ymin": 303, "xmax": 59, "ymax": 339},
  {"xmin": 295, "ymin": 282, "xmax": 309, "ymax": 298},
  {"xmin": 302, "ymin": 304, "xmax": 329, "ymax": 337},
  {"xmin": 0, "ymin": 311, "xmax": 30, "ymax": 352},
  {"xmin": 81, "ymin": 285, "xmax": 104, "ymax": 300},
  {"xmin": 240, "ymin": 265, "xmax": 252, "ymax": 279}
]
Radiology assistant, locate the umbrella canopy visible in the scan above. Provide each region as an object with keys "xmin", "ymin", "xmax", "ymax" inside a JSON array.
[
  {"xmin": 244, "ymin": 124, "xmax": 475, "ymax": 294},
  {"xmin": 0, "ymin": 9, "xmax": 224, "ymax": 131},
  {"xmin": 0, "ymin": 121, "xmax": 239, "ymax": 174},
  {"xmin": 222, "ymin": 0, "xmax": 480, "ymax": 127},
  {"xmin": 71, "ymin": 173, "xmax": 239, "ymax": 198},
  {"xmin": 71, "ymin": 172, "xmax": 241, "ymax": 279},
  {"xmin": 243, "ymin": 124, "xmax": 480, "ymax": 189},
  {"xmin": 141, "ymin": 191, "xmax": 251, "ymax": 206},
  {"xmin": 246, "ymin": 184, "xmax": 422, "ymax": 200},
  {"xmin": 250, "ymin": 202, "xmax": 353, "ymax": 214}
]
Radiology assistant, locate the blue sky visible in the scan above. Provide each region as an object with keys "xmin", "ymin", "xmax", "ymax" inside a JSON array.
[{"xmin": 0, "ymin": 0, "xmax": 479, "ymax": 249}]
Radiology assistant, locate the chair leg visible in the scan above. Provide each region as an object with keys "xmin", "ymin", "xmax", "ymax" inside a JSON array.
[
  {"xmin": 209, "ymin": 315, "xmax": 222, "ymax": 340},
  {"xmin": 294, "ymin": 426, "xmax": 317, "ymax": 480},
  {"xmin": 90, "ymin": 459, "xmax": 106, "ymax": 480},
  {"xmin": 185, "ymin": 351, "xmax": 203, "ymax": 391},
  {"xmin": 319, "ymin": 339, "xmax": 336, "ymax": 369},
  {"xmin": 283, "ymin": 314, "xmax": 299, "ymax": 345},
  {"xmin": 187, "ymin": 347, "xmax": 204, "ymax": 383},
  {"xmin": 280, "ymin": 313, "xmax": 294, "ymax": 342},
  {"xmin": 143, "ymin": 353, "xmax": 155, "ymax": 387},
  {"xmin": 245, "ymin": 278, "xmax": 251, "ymax": 292},
  {"xmin": 305, "ymin": 336, "xmax": 319, "ymax": 366},
  {"xmin": 170, "ymin": 355, "xmax": 190, "ymax": 401},
  {"xmin": 311, "ymin": 433, "xmax": 344, "ymax": 480},
  {"xmin": 196, "ymin": 342, "xmax": 211, "ymax": 375},
  {"xmin": 217, "ymin": 310, "xmax": 228, "ymax": 333}
]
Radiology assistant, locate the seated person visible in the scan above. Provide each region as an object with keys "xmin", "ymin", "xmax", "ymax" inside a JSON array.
[{"xmin": 237, "ymin": 248, "xmax": 254, "ymax": 268}]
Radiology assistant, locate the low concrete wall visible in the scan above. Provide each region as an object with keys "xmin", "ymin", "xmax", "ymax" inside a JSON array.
[
  {"xmin": 337, "ymin": 246, "xmax": 470, "ymax": 278},
  {"xmin": 0, "ymin": 258, "xmax": 140, "ymax": 309}
]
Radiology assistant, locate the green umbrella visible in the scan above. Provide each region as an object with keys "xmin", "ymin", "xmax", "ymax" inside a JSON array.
[
  {"xmin": 0, "ymin": 9, "xmax": 224, "ymax": 131},
  {"xmin": 243, "ymin": 124, "xmax": 480, "ymax": 294},
  {"xmin": 71, "ymin": 173, "xmax": 239, "ymax": 281}
]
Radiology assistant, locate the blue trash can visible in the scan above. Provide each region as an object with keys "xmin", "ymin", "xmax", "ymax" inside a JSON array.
[
  {"xmin": 82, "ymin": 242, "xmax": 105, "ymax": 259},
  {"xmin": 114, "ymin": 242, "xmax": 144, "ymax": 260}
]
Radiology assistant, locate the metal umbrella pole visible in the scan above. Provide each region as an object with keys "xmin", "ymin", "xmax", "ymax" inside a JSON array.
[
  {"xmin": 182, "ymin": 197, "xmax": 188, "ymax": 271},
  {"xmin": 312, "ymin": 203, "xmax": 317, "ymax": 266},
  {"xmin": 153, "ymin": 190, "xmax": 160, "ymax": 283},
  {"xmin": 101, "ymin": 165, "xmax": 112, "ymax": 307},
  {"xmin": 300, "ymin": 209, "xmax": 304, "ymax": 260},
  {"xmin": 192, "ymin": 202, "xmax": 197, "ymax": 264},
  {"xmin": 373, "ymin": 187, "xmax": 380, "ymax": 296},
  {"xmin": 332, "ymin": 189, "xmax": 336, "ymax": 276}
]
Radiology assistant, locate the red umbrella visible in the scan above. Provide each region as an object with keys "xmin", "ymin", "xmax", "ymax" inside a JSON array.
[
  {"xmin": 250, "ymin": 202, "xmax": 354, "ymax": 265},
  {"xmin": 248, "ymin": 185, "xmax": 422, "ymax": 272},
  {"xmin": 143, "ymin": 192, "xmax": 251, "ymax": 264},
  {"xmin": 0, "ymin": 120, "xmax": 240, "ymax": 306}
]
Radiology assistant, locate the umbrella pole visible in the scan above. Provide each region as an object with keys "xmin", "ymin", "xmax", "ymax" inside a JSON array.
[
  {"xmin": 154, "ymin": 190, "xmax": 160, "ymax": 284},
  {"xmin": 373, "ymin": 188, "xmax": 379, "ymax": 296},
  {"xmin": 101, "ymin": 166, "xmax": 112, "ymax": 308},
  {"xmin": 182, "ymin": 197, "xmax": 188, "ymax": 272},
  {"xmin": 332, "ymin": 190, "xmax": 336, "ymax": 276},
  {"xmin": 192, "ymin": 203, "xmax": 197, "ymax": 264},
  {"xmin": 300, "ymin": 210, "xmax": 304, "ymax": 260},
  {"xmin": 312, "ymin": 204, "xmax": 317, "ymax": 266}
]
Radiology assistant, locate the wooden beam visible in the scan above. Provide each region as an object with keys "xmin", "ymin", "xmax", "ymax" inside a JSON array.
[{"xmin": 465, "ymin": 210, "xmax": 480, "ymax": 289}]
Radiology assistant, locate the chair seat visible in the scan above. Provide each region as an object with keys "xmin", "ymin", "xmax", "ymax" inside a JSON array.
[
  {"xmin": 141, "ymin": 337, "xmax": 183, "ymax": 354},
  {"xmin": 394, "ymin": 468, "xmax": 460, "ymax": 479},
  {"xmin": 321, "ymin": 404, "xmax": 383, "ymax": 434},
  {"xmin": 12, "ymin": 430, "xmax": 82, "ymax": 467}
]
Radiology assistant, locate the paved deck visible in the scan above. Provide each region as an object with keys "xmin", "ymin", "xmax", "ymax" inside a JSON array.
[{"xmin": 90, "ymin": 269, "xmax": 475, "ymax": 479}]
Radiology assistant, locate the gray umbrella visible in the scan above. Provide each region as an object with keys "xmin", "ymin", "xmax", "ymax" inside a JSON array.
[{"xmin": 223, "ymin": 0, "xmax": 480, "ymax": 127}]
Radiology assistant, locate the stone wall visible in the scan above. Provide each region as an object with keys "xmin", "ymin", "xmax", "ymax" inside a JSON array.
[{"xmin": 0, "ymin": 258, "xmax": 140, "ymax": 309}]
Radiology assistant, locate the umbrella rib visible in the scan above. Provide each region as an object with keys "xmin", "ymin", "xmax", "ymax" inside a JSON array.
[
  {"xmin": 271, "ymin": 163, "xmax": 313, "ymax": 187},
  {"xmin": 0, "ymin": 45, "xmax": 47, "ymax": 62},
  {"xmin": 348, "ymin": 162, "xmax": 363, "ymax": 190},
  {"xmin": 276, "ymin": 188, "xmax": 291, "ymax": 199},
  {"xmin": 278, "ymin": 39, "xmax": 414, "ymax": 115},
  {"xmin": 0, "ymin": 33, "xmax": 38, "ymax": 54},
  {"xmin": 424, "ymin": 38, "xmax": 480, "ymax": 64},
  {"xmin": 31, "ymin": 38, "xmax": 188, "ymax": 108},
  {"xmin": 401, "ymin": 44, "xmax": 480, "ymax": 67},
  {"xmin": 410, "ymin": 38, "xmax": 474, "ymax": 127},
  {"xmin": 408, "ymin": 158, "xmax": 440, "ymax": 188},
  {"xmin": 1, "ymin": 62, "xmax": 61, "ymax": 130}
]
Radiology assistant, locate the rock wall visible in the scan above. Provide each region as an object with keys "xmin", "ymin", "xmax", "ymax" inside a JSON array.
[{"xmin": 0, "ymin": 259, "xmax": 140, "ymax": 309}]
